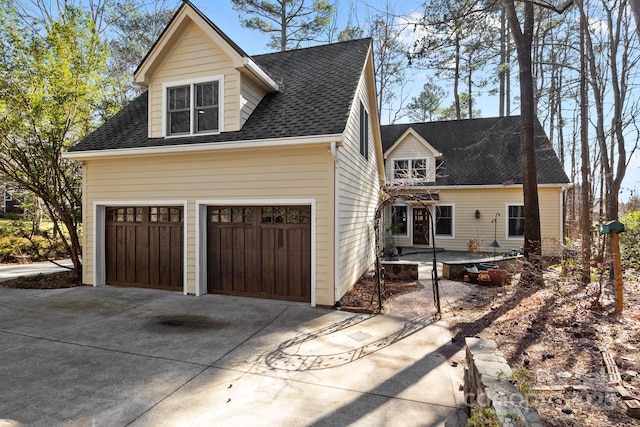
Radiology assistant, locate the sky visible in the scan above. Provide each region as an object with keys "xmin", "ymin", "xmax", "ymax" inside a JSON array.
[
  {"xmin": 191, "ymin": 0, "xmax": 500, "ymax": 120},
  {"xmin": 190, "ymin": 0, "xmax": 638, "ymax": 204}
]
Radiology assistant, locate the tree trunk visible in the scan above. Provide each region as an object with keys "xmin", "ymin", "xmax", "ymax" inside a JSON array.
[
  {"xmin": 630, "ymin": 0, "xmax": 640, "ymax": 41},
  {"xmin": 579, "ymin": 8, "xmax": 591, "ymax": 285},
  {"xmin": 280, "ymin": 1, "xmax": 287, "ymax": 51},
  {"xmin": 467, "ymin": 65, "xmax": 473, "ymax": 119},
  {"xmin": 454, "ymin": 32, "xmax": 461, "ymax": 120},
  {"xmin": 499, "ymin": 0, "xmax": 506, "ymax": 117},
  {"xmin": 506, "ymin": 0, "xmax": 543, "ymax": 284}
]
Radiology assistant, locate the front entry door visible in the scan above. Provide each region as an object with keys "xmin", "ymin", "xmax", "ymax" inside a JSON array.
[{"xmin": 413, "ymin": 208, "xmax": 430, "ymax": 245}]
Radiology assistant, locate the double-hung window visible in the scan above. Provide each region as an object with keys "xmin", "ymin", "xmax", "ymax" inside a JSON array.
[
  {"xmin": 359, "ymin": 102, "xmax": 369, "ymax": 160},
  {"xmin": 435, "ymin": 205, "xmax": 453, "ymax": 236},
  {"xmin": 393, "ymin": 160, "xmax": 409, "ymax": 179},
  {"xmin": 508, "ymin": 205, "xmax": 525, "ymax": 237},
  {"xmin": 393, "ymin": 158, "xmax": 429, "ymax": 181},
  {"xmin": 412, "ymin": 159, "xmax": 427, "ymax": 179},
  {"xmin": 391, "ymin": 206, "xmax": 407, "ymax": 235},
  {"xmin": 166, "ymin": 78, "xmax": 221, "ymax": 136}
]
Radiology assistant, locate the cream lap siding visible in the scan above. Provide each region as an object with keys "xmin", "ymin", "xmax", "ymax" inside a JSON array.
[
  {"xmin": 385, "ymin": 134, "xmax": 437, "ymax": 182},
  {"xmin": 81, "ymin": 164, "xmax": 92, "ymax": 284},
  {"xmin": 240, "ymin": 75, "xmax": 266, "ymax": 127},
  {"xmin": 336, "ymin": 72, "xmax": 379, "ymax": 298},
  {"xmin": 81, "ymin": 145, "xmax": 336, "ymax": 306},
  {"xmin": 147, "ymin": 21, "xmax": 241, "ymax": 137},
  {"xmin": 428, "ymin": 186, "xmax": 563, "ymax": 255},
  {"xmin": 536, "ymin": 187, "xmax": 564, "ymax": 254}
]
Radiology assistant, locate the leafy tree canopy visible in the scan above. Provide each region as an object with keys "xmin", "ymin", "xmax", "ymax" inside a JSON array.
[
  {"xmin": 0, "ymin": 0, "xmax": 115, "ymax": 279},
  {"xmin": 405, "ymin": 82, "xmax": 447, "ymax": 122}
]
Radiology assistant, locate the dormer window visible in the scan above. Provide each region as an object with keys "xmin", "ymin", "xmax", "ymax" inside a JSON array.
[
  {"xmin": 393, "ymin": 158, "xmax": 429, "ymax": 181},
  {"xmin": 413, "ymin": 159, "xmax": 427, "ymax": 179},
  {"xmin": 163, "ymin": 76, "xmax": 223, "ymax": 137}
]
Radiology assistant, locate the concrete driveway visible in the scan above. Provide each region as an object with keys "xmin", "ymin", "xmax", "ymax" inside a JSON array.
[{"xmin": 0, "ymin": 285, "xmax": 465, "ymax": 426}]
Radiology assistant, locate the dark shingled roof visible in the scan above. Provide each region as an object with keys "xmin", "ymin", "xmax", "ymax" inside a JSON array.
[
  {"xmin": 381, "ymin": 116, "xmax": 570, "ymax": 186},
  {"xmin": 71, "ymin": 38, "xmax": 371, "ymax": 152}
]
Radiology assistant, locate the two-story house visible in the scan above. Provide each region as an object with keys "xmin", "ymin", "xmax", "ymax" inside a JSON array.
[
  {"xmin": 65, "ymin": 1, "xmax": 384, "ymax": 307},
  {"xmin": 380, "ymin": 117, "xmax": 570, "ymax": 255}
]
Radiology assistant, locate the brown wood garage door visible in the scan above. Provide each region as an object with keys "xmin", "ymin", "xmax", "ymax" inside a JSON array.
[
  {"xmin": 106, "ymin": 206, "xmax": 183, "ymax": 290},
  {"xmin": 207, "ymin": 206, "xmax": 311, "ymax": 302}
]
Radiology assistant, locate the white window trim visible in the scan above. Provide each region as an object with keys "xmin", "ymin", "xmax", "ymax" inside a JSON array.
[
  {"xmin": 359, "ymin": 99, "xmax": 370, "ymax": 161},
  {"xmin": 390, "ymin": 204, "xmax": 409, "ymax": 236},
  {"xmin": 505, "ymin": 203, "xmax": 525, "ymax": 240},
  {"xmin": 162, "ymin": 75, "xmax": 224, "ymax": 138},
  {"xmin": 433, "ymin": 204, "xmax": 455, "ymax": 239},
  {"xmin": 391, "ymin": 157, "xmax": 431, "ymax": 183}
]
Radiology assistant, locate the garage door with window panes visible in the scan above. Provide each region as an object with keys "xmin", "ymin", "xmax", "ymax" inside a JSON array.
[
  {"xmin": 207, "ymin": 206, "xmax": 311, "ymax": 302},
  {"xmin": 105, "ymin": 207, "xmax": 183, "ymax": 290}
]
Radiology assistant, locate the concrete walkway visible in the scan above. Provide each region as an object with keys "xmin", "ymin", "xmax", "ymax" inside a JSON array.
[
  {"xmin": 0, "ymin": 283, "xmax": 466, "ymax": 426},
  {"xmin": 0, "ymin": 259, "xmax": 74, "ymax": 283}
]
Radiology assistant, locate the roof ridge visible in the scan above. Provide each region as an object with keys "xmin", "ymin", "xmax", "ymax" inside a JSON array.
[
  {"xmin": 252, "ymin": 37, "xmax": 372, "ymax": 59},
  {"xmin": 134, "ymin": 1, "xmax": 260, "ymax": 77},
  {"xmin": 381, "ymin": 115, "xmax": 523, "ymax": 129}
]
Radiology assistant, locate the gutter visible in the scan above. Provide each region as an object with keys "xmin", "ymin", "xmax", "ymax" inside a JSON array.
[
  {"xmin": 244, "ymin": 58, "xmax": 279, "ymax": 91},
  {"xmin": 414, "ymin": 183, "xmax": 569, "ymax": 190},
  {"xmin": 330, "ymin": 141, "xmax": 340, "ymax": 304},
  {"xmin": 63, "ymin": 134, "xmax": 344, "ymax": 161}
]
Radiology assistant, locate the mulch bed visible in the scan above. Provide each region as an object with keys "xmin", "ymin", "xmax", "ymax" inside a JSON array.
[
  {"xmin": 1, "ymin": 271, "xmax": 80, "ymax": 289},
  {"xmin": 338, "ymin": 275, "xmax": 422, "ymax": 313}
]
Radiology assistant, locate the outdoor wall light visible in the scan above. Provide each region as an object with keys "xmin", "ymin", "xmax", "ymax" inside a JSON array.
[{"xmin": 475, "ymin": 210, "xmax": 481, "ymax": 219}]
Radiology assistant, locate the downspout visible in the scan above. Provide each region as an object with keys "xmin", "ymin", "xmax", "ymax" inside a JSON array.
[
  {"xmin": 331, "ymin": 141, "xmax": 340, "ymax": 304},
  {"xmin": 560, "ymin": 185, "xmax": 566, "ymax": 245}
]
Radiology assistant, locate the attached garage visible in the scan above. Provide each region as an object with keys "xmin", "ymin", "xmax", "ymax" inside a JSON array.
[
  {"xmin": 207, "ymin": 205, "xmax": 311, "ymax": 302},
  {"xmin": 65, "ymin": 8, "xmax": 384, "ymax": 306},
  {"xmin": 105, "ymin": 206, "xmax": 184, "ymax": 290}
]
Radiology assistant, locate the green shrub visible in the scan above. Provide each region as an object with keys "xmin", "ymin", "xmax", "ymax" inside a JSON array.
[
  {"xmin": 0, "ymin": 222, "xmax": 69, "ymax": 262},
  {"xmin": 467, "ymin": 406, "xmax": 500, "ymax": 427},
  {"xmin": 0, "ymin": 236, "xmax": 30, "ymax": 262},
  {"xmin": 620, "ymin": 210, "xmax": 640, "ymax": 270}
]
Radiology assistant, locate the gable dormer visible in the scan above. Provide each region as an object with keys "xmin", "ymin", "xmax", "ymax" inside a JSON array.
[
  {"xmin": 134, "ymin": 1, "xmax": 278, "ymax": 139},
  {"xmin": 383, "ymin": 127, "xmax": 442, "ymax": 183}
]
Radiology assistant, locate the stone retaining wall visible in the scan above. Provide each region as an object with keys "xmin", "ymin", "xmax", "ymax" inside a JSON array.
[
  {"xmin": 465, "ymin": 337, "xmax": 543, "ymax": 426},
  {"xmin": 381, "ymin": 261, "xmax": 418, "ymax": 281}
]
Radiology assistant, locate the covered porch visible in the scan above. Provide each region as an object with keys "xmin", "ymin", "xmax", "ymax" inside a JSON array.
[{"xmin": 383, "ymin": 192, "xmax": 442, "ymax": 251}]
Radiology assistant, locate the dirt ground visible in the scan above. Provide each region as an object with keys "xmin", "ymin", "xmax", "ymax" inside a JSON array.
[{"xmin": 340, "ymin": 267, "xmax": 640, "ymax": 426}]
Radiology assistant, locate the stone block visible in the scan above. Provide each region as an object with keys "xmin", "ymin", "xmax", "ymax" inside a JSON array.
[
  {"xmin": 381, "ymin": 261, "xmax": 419, "ymax": 281},
  {"xmin": 466, "ymin": 337, "xmax": 498, "ymax": 355},
  {"xmin": 476, "ymin": 359, "xmax": 512, "ymax": 379},
  {"xmin": 465, "ymin": 336, "xmax": 543, "ymax": 426},
  {"xmin": 474, "ymin": 352, "xmax": 509, "ymax": 365}
]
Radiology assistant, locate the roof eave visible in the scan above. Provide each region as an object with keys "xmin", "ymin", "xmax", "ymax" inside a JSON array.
[
  {"xmin": 383, "ymin": 127, "xmax": 442, "ymax": 159},
  {"xmin": 134, "ymin": 1, "xmax": 274, "ymax": 90},
  {"xmin": 64, "ymin": 133, "xmax": 344, "ymax": 161},
  {"xmin": 421, "ymin": 183, "xmax": 569, "ymax": 190},
  {"xmin": 243, "ymin": 58, "xmax": 279, "ymax": 91}
]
